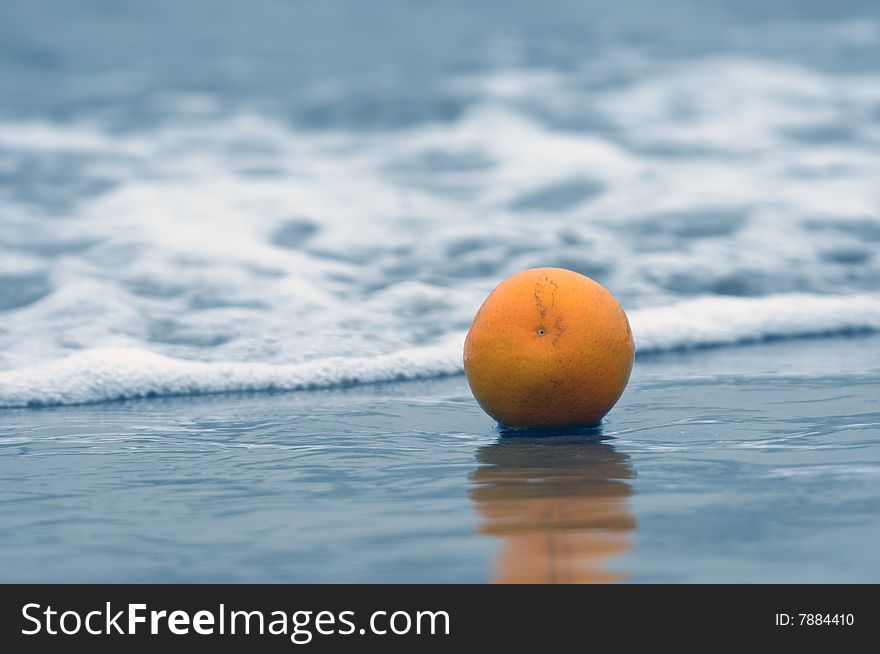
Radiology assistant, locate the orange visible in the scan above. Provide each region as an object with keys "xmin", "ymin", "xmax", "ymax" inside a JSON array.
[{"xmin": 463, "ymin": 267, "xmax": 634, "ymax": 428}]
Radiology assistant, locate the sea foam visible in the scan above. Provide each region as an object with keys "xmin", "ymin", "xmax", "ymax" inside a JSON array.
[
  {"xmin": 2, "ymin": 56, "xmax": 880, "ymax": 407},
  {"xmin": 2, "ymin": 293, "xmax": 878, "ymax": 408}
]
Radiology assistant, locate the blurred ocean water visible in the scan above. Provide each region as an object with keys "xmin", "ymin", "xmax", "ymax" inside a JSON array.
[
  {"xmin": 1, "ymin": 0, "xmax": 879, "ymax": 405},
  {"xmin": 1, "ymin": 1, "xmax": 880, "ymax": 585}
]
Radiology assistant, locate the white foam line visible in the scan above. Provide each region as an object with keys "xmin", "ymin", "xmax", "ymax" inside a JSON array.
[
  {"xmin": 631, "ymin": 293, "xmax": 880, "ymax": 352},
  {"xmin": 1, "ymin": 293, "xmax": 879, "ymax": 408},
  {"xmin": 0, "ymin": 345, "xmax": 464, "ymax": 409}
]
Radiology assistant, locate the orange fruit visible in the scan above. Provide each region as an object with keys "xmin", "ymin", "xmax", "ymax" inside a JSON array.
[{"xmin": 463, "ymin": 267, "xmax": 634, "ymax": 428}]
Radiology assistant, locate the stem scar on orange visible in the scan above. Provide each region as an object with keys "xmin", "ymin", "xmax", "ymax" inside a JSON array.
[{"xmin": 463, "ymin": 267, "xmax": 634, "ymax": 428}]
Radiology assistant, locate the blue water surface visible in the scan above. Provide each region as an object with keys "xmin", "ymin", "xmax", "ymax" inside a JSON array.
[
  {"xmin": 1, "ymin": 336, "xmax": 878, "ymax": 582},
  {"xmin": 1, "ymin": 0, "xmax": 879, "ymax": 582}
]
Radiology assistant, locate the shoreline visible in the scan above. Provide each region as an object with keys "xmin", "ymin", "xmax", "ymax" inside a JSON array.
[
  {"xmin": 2, "ymin": 329, "xmax": 878, "ymax": 412},
  {"xmin": 0, "ymin": 333, "xmax": 877, "ymax": 582}
]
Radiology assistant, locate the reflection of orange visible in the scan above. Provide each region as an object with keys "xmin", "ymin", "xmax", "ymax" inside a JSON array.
[
  {"xmin": 469, "ymin": 438, "xmax": 635, "ymax": 583},
  {"xmin": 464, "ymin": 268, "xmax": 634, "ymax": 428}
]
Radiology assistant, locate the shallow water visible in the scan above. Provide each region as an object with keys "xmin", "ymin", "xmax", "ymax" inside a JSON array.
[
  {"xmin": 1, "ymin": 336, "xmax": 877, "ymax": 582},
  {"xmin": 1, "ymin": 1, "xmax": 879, "ymax": 582}
]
